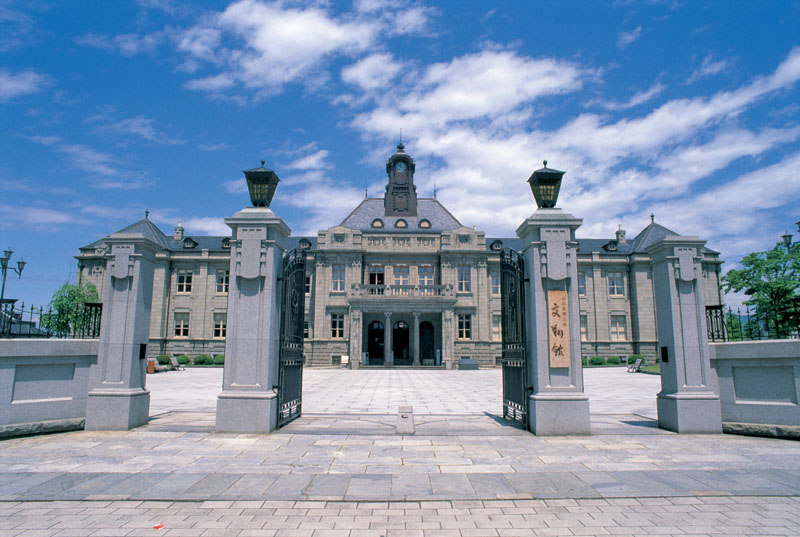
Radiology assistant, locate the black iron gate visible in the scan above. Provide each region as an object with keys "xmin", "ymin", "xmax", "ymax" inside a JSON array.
[
  {"xmin": 276, "ymin": 248, "xmax": 306, "ymax": 428},
  {"xmin": 501, "ymin": 249, "xmax": 529, "ymax": 425}
]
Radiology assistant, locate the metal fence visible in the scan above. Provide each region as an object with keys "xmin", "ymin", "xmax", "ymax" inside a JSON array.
[
  {"xmin": 0, "ymin": 302, "xmax": 102, "ymax": 339},
  {"xmin": 706, "ymin": 303, "xmax": 800, "ymax": 342}
]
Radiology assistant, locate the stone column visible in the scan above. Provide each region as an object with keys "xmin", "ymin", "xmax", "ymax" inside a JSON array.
[
  {"xmin": 349, "ymin": 308, "xmax": 362, "ymax": 369},
  {"xmin": 442, "ymin": 309, "xmax": 455, "ymax": 369},
  {"xmin": 646, "ymin": 237, "xmax": 722, "ymax": 433},
  {"xmin": 384, "ymin": 312, "xmax": 392, "ymax": 366},
  {"xmin": 516, "ymin": 208, "xmax": 590, "ymax": 435},
  {"xmin": 216, "ymin": 207, "xmax": 291, "ymax": 434},
  {"xmin": 85, "ymin": 233, "xmax": 159, "ymax": 430},
  {"xmin": 412, "ymin": 312, "xmax": 420, "ymax": 366}
]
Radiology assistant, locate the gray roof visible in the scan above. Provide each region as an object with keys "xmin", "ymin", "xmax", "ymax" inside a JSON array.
[{"xmin": 340, "ymin": 198, "xmax": 462, "ymax": 231}]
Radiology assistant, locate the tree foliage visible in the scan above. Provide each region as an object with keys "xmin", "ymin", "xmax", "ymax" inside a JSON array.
[
  {"xmin": 722, "ymin": 242, "xmax": 800, "ymax": 334},
  {"xmin": 40, "ymin": 283, "xmax": 100, "ymax": 335}
]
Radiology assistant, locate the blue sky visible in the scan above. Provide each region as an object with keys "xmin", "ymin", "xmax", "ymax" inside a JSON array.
[{"xmin": 1, "ymin": 0, "xmax": 799, "ymax": 307}]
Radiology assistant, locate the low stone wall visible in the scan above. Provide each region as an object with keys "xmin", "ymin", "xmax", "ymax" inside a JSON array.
[
  {"xmin": 0, "ymin": 339, "xmax": 98, "ymax": 438},
  {"xmin": 710, "ymin": 340, "xmax": 800, "ymax": 437}
]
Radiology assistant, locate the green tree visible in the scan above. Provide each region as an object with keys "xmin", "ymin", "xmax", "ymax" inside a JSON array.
[
  {"xmin": 40, "ymin": 283, "xmax": 100, "ymax": 336},
  {"xmin": 722, "ymin": 242, "xmax": 800, "ymax": 337}
]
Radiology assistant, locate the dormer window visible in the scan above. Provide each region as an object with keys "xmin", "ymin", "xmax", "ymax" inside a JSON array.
[
  {"xmin": 395, "ymin": 219, "xmax": 407, "ymax": 228},
  {"xmin": 299, "ymin": 238, "xmax": 312, "ymax": 250},
  {"xmin": 221, "ymin": 238, "xmax": 231, "ymax": 249},
  {"xmin": 490, "ymin": 239, "xmax": 503, "ymax": 251},
  {"xmin": 372, "ymin": 219, "xmax": 384, "ymax": 228},
  {"xmin": 603, "ymin": 241, "xmax": 618, "ymax": 252},
  {"xmin": 183, "ymin": 238, "xmax": 198, "ymax": 249},
  {"xmin": 418, "ymin": 219, "xmax": 431, "ymax": 229}
]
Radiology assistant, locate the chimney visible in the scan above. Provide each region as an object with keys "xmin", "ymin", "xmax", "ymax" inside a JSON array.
[
  {"xmin": 615, "ymin": 224, "xmax": 626, "ymax": 244},
  {"xmin": 174, "ymin": 221, "xmax": 184, "ymax": 241}
]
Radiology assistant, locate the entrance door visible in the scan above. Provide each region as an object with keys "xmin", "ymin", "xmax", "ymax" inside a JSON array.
[
  {"xmin": 367, "ymin": 320, "xmax": 384, "ymax": 364},
  {"xmin": 393, "ymin": 321, "xmax": 410, "ymax": 365},
  {"xmin": 277, "ymin": 248, "xmax": 305, "ymax": 428},
  {"xmin": 501, "ymin": 248, "xmax": 528, "ymax": 426},
  {"xmin": 419, "ymin": 321, "xmax": 434, "ymax": 365}
]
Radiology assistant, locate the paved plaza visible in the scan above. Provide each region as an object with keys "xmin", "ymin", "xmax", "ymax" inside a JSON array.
[{"xmin": 1, "ymin": 368, "xmax": 799, "ymax": 536}]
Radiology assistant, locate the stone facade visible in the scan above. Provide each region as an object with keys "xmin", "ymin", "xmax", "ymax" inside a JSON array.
[{"xmin": 76, "ymin": 146, "xmax": 724, "ymax": 367}]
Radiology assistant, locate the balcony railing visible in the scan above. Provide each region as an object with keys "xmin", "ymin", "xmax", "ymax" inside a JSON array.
[{"xmin": 348, "ymin": 284, "xmax": 455, "ymax": 299}]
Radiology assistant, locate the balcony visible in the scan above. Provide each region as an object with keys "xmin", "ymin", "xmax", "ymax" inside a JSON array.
[{"xmin": 348, "ymin": 284, "xmax": 455, "ymax": 302}]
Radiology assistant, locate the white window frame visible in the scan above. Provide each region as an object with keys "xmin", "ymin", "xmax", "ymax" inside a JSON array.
[
  {"xmin": 608, "ymin": 271, "xmax": 624, "ymax": 297},
  {"xmin": 457, "ymin": 314, "xmax": 472, "ymax": 339},
  {"xmin": 578, "ymin": 272, "xmax": 586, "ymax": 297},
  {"xmin": 176, "ymin": 269, "xmax": 192, "ymax": 294},
  {"xmin": 331, "ymin": 264, "xmax": 345, "ymax": 292},
  {"xmin": 213, "ymin": 313, "xmax": 227, "ymax": 339},
  {"xmin": 457, "ymin": 265, "xmax": 471, "ymax": 293},
  {"xmin": 610, "ymin": 315, "xmax": 627, "ymax": 341},
  {"xmin": 331, "ymin": 313, "xmax": 344, "ymax": 339},
  {"xmin": 174, "ymin": 313, "xmax": 189, "ymax": 338},
  {"xmin": 216, "ymin": 269, "xmax": 229, "ymax": 294},
  {"xmin": 490, "ymin": 270, "xmax": 500, "ymax": 296}
]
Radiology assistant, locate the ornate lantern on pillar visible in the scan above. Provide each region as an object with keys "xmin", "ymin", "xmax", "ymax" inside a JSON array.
[
  {"xmin": 527, "ymin": 160, "xmax": 565, "ymax": 208},
  {"xmin": 243, "ymin": 160, "xmax": 280, "ymax": 208}
]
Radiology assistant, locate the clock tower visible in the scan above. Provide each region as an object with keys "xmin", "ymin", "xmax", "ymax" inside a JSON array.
[{"xmin": 384, "ymin": 142, "xmax": 418, "ymax": 216}]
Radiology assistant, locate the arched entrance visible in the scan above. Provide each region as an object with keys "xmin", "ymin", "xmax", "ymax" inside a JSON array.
[
  {"xmin": 419, "ymin": 321, "xmax": 435, "ymax": 365},
  {"xmin": 367, "ymin": 321, "xmax": 384, "ymax": 364},
  {"xmin": 393, "ymin": 321, "xmax": 410, "ymax": 365}
]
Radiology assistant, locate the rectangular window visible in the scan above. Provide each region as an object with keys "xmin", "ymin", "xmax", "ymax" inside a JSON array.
[
  {"xmin": 303, "ymin": 321, "xmax": 309, "ymax": 339},
  {"xmin": 394, "ymin": 265, "xmax": 409, "ymax": 294},
  {"xmin": 610, "ymin": 315, "xmax": 627, "ymax": 341},
  {"xmin": 368, "ymin": 266, "xmax": 384, "ymax": 294},
  {"xmin": 418, "ymin": 265, "xmax": 434, "ymax": 294},
  {"xmin": 213, "ymin": 313, "xmax": 227, "ymax": 339},
  {"xmin": 457, "ymin": 265, "xmax": 471, "ymax": 293},
  {"xmin": 580, "ymin": 314, "xmax": 588, "ymax": 341},
  {"xmin": 490, "ymin": 271, "xmax": 500, "ymax": 296},
  {"xmin": 176, "ymin": 269, "xmax": 192, "ymax": 294},
  {"xmin": 305, "ymin": 275, "xmax": 311, "ymax": 294},
  {"xmin": 578, "ymin": 272, "xmax": 586, "ymax": 296},
  {"xmin": 216, "ymin": 270, "xmax": 229, "ymax": 294},
  {"xmin": 331, "ymin": 264, "xmax": 345, "ymax": 292},
  {"xmin": 331, "ymin": 313, "xmax": 344, "ymax": 339},
  {"xmin": 608, "ymin": 271, "xmax": 624, "ymax": 297},
  {"xmin": 174, "ymin": 313, "xmax": 189, "ymax": 338},
  {"xmin": 457, "ymin": 314, "xmax": 472, "ymax": 339},
  {"xmin": 492, "ymin": 314, "xmax": 502, "ymax": 341}
]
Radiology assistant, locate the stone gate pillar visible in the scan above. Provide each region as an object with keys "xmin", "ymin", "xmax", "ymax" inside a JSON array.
[
  {"xmin": 215, "ymin": 207, "xmax": 290, "ymax": 433},
  {"xmin": 349, "ymin": 309, "xmax": 361, "ymax": 369},
  {"xmin": 85, "ymin": 232, "xmax": 159, "ymax": 430},
  {"xmin": 647, "ymin": 237, "xmax": 722, "ymax": 433},
  {"xmin": 517, "ymin": 208, "xmax": 591, "ymax": 435}
]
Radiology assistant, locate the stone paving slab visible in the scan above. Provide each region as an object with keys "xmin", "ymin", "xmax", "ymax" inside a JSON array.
[{"xmin": 1, "ymin": 497, "xmax": 798, "ymax": 536}]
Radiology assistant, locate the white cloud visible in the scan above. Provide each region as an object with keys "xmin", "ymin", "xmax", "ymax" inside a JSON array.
[
  {"xmin": 286, "ymin": 149, "xmax": 330, "ymax": 170},
  {"xmin": 90, "ymin": 115, "xmax": 184, "ymax": 145},
  {"xmin": 198, "ymin": 142, "xmax": 228, "ymax": 151},
  {"xmin": 617, "ymin": 26, "xmax": 642, "ymax": 49},
  {"xmin": 341, "ymin": 53, "xmax": 403, "ymax": 91},
  {"xmin": 687, "ymin": 54, "xmax": 734, "ymax": 84},
  {"xmin": 0, "ymin": 70, "xmax": 49, "ymax": 102},
  {"xmin": 0, "ymin": 204, "xmax": 91, "ymax": 230},
  {"xmin": 77, "ymin": 31, "xmax": 165, "ymax": 56},
  {"xmin": 183, "ymin": 217, "xmax": 229, "ymax": 235},
  {"xmin": 592, "ymin": 82, "xmax": 665, "ymax": 111},
  {"xmin": 177, "ymin": 0, "xmax": 434, "ymax": 97},
  {"xmin": 224, "ymin": 178, "xmax": 248, "ymax": 194}
]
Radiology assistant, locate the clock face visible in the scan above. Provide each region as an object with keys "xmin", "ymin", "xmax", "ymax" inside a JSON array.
[{"xmin": 395, "ymin": 161, "xmax": 407, "ymax": 173}]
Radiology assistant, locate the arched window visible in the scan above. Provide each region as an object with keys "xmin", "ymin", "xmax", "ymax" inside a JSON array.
[
  {"xmin": 371, "ymin": 219, "xmax": 384, "ymax": 228},
  {"xmin": 419, "ymin": 219, "xmax": 431, "ymax": 229},
  {"xmin": 395, "ymin": 219, "xmax": 407, "ymax": 228}
]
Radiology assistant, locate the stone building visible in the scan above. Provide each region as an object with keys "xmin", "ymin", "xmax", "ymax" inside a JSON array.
[{"xmin": 76, "ymin": 144, "xmax": 724, "ymax": 367}]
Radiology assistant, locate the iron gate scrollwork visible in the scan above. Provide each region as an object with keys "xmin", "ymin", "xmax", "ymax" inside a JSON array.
[
  {"xmin": 501, "ymin": 248, "xmax": 529, "ymax": 426},
  {"xmin": 277, "ymin": 248, "xmax": 306, "ymax": 428}
]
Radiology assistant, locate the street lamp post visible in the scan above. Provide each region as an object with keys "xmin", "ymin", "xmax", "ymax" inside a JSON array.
[{"xmin": 0, "ymin": 247, "xmax": 27, "ymax": 307}]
